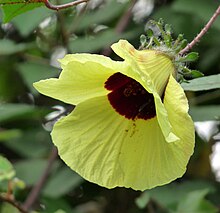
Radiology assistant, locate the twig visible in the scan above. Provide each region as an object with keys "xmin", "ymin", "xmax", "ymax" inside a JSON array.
[
  {"xmin": 0, "ymin": 195, "xmax": 28, "ymax": 213},
  {"xmin": 115, "ymin": 0, "xmax": 137, "ymax": 34},
  {"xmin": 147, "ymin": 200, "xmax": 155, "ymax": 213},
  {"xmin": 180, "ymin": 5, "xmax": 220, "ymax": 55},
  {"xmin": 44, "ymin": 0, "xmax": 89, "ymax": 11},
  {"xmin": 22, "ymin": 146, "xmax": 58, "ymax": 211},
  {"xmin": 57, "ymin": 11, "xmax": 69, "ymax": 49},
  {"xmin": 101, "ymin": 0, "xmax": 137, "ymax": 56}
]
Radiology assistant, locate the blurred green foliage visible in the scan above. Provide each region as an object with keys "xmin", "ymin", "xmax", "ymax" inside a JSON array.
[{"xmin": 0, "ymin": 0, "xmax": 220, "ymax": 212}]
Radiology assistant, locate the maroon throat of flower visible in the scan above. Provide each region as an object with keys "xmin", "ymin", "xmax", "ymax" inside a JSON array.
[{"xmin": 105, "ymin": 72, "xmax": 156, "ymax": 120}]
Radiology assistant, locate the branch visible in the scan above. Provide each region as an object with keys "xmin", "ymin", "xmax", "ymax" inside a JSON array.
[
  {"xmin": 115, "ymin": 0, "xmax": 137, "ymax": 34},
  {"xmin": 180, "ymin": 5, "xmax": 220, "ymax": 55},
  {"xmin": 22, "ymin": 146, "xmax": 58, "ymax": 211},
  {"xmin": 57, "ymin": 11, "xmax": 69, "ymax": 49},
  {"xmin": 0, "ymin": 195, "xmax": 28, "ymax": 213},
  {"xmin": 44, "ymin": 0, "xmax": 89, "ymax": 11}
]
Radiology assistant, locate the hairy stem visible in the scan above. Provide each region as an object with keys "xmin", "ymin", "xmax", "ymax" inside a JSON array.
[{"xmin": 180, "ymin": 5, "xmax": 220, "ymax": 55}]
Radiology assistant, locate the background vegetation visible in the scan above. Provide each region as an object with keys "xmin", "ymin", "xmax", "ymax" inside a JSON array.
[{"xmin": 0, "ymin": 0, "xmax": 220, "ymax": 212}]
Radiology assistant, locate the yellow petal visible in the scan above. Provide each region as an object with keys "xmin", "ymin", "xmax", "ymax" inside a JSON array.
[
  {"xmin": 59, "ymin": 53, "xmax": 124, "ymax": 70},
  {"xmin": 111, "ymin": 39, "xmax": 175, "ymax": 96},
  {"xmin": 154, "ymin": 93, "xmax": 180, "ymax": 143},
  {"xmin": 52, "ymin": 95, "xmax": 193, "ymax": 190},
  {"xmin": 33, "ymin": 60, "xmax": 124, "ymax": 105},
  {"xmin": 164, "ymin": 75, "xmax": 195, "ymax": 159}
]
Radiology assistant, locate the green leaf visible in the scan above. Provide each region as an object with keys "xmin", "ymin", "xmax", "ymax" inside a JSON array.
[
  {"xmin": 0, "ymin": 60, "xmax": 23, "ymax": 102},
  {"xmin": 54, "ymin": 210, "xmax": 66, "ymax": 213},
  {"xmin": 1, "ymin": 0, "xmax": 44, "ymax": 23},
  {"xmin": 179, "ymin": 52, "xmax": 199, "ymax": 62},
  {"xmin": 181, "ymin": 74, "xmax": 220, "ymax": 91},
  {"xmin": 177, "ymin": 189, "xmax": 218, "ymax": 213},
  {"xmin": 43, "ymin": 167, "xmax": 83, "ymax": 198},
  {"xmin": 17, "ymin": 62, "xmax": 59, "ymax": 95},
  {"xmin": 75, "ymin": 0, "xmax": 126, "ymax": 32},
  {"xmin": 41, "ymin": 198, "xmax": 72, "ymax": 213},
  {"xmin": 0, "ymin": 203, "xmax": 19, "ymax": 213},
  {"xmin": 14, "ymin": 159, "xmax": 59, "ymax": 185},
  {"xmin": 0, "ymin": 104, "xmax": 48, "ymax": 123},
  {"xmin": 69, "ymin": 30, "xmax": 119, "ymax": 53},
  {"xmin": 0, "ymin": 39, "xmax": 28, "ymax": 55},
  {"xmin": 136, "ymin": 181, "xmax": 215, "ymax": 210},
  {"xmin": 12, "ymin": 7, "xmax": 53, "ymax": 36},
  {"xmin": 189, "ymin": 105, "xmax": 220, "ymax": 121},
  {"xmin": 191, "ymin": 70, "xmax": 204, "ymax": 78},
  {"xmin": 69, "ymin": 28, "xmax": 142, "ymax": 53},
  {"xmin": 0, "ymin": 155, "xmax": 15, "ymax": 182},
  {"xmin": 5, "ymin": 128, "xmax": 51, "ymax": 158},
  {"xmin": 0, "ymin": 129, "xmax": 22, "ymax": 141}
]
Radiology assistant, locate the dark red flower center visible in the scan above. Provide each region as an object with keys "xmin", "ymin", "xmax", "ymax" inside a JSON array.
[{"xmin": 105, "ymin": 72, "xmax": 156, "ymax": 120}]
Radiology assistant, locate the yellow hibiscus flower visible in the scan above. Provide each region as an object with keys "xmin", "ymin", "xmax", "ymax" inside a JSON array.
[{"xmin": 33, "ymin": 39, "xmax": 195, "ymax": 191}]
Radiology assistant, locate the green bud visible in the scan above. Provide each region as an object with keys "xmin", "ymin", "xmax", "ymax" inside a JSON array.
[
  {"xmin": 177, "ymin": 34, "xmax": 184, "ymax": 41},
  {"xmin": 180, "ymin": 39, "xmax": 187, "ymax": 49},
  {"xmin": 12, "ymin": 177, "xmax": 26, "ymax": 189},
  {"xmin": 164, "ymin": 34, "xmax": 172, "ymax": 47},
  {"xmin": 158, "ymin": 18, "xmax": 164, "ymax": 25},
  {"xmin": 165, "ymin": 24, "xmax": 172, "ymax": 34},
  {"xmin": 140, "ymin": 34, "xmax": 147, "ymax": 47},
  {"xmin": 173, "ymin": 34, "xmax": 184, "ymax": 49},
  {"xmin": 175, "ymin": 39, "xmax": 187, "ymax": 53}
]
